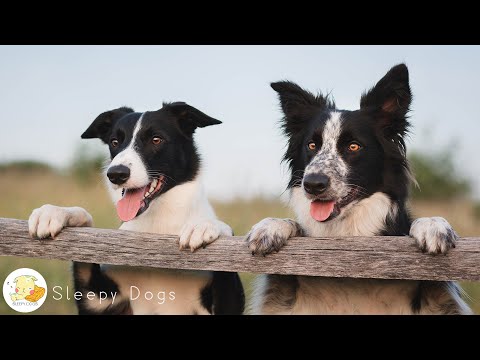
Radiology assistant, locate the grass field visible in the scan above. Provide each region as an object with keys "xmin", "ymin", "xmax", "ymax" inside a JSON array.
[{"xmin": 0, "ymin": 169, "xmax": 478, "ymax": 314}]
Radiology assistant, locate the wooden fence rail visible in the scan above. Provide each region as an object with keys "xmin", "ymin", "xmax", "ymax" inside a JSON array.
[{"xmin": 0, "ymin": 217, "xmax": 479, "ymax": 282}]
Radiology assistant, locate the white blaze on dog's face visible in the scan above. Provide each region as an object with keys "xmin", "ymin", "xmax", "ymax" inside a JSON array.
[
  {"xmin": 303, "ymin": 111, "xmax": 350, "ymax": 201},
  {"xmin": 107, "ymin": 113, "xmax": 149, "ymax": 190},
  {"xmin": 80, "ymin": 102, "xmax": 222, "ymax": 222},
  {"xmin": 271, "ymin": 64, "xmax": 413, "ymax": 223}
]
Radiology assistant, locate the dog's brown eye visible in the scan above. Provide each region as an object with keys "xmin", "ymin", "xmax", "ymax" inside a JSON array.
[
  {"xmin": 152, "ymin": 136, "xmax": 163, "ymax": 145},
  {"xmin": 348, "ymin": 142, "xmax": 362, "ymax": 152},
  {"xmin": 307, "ymin": 141, "xmax": 316, "ymax": 151},
  {"xmin": 111, "ymin": 139, "xmax": 119, "ymax": 148}
]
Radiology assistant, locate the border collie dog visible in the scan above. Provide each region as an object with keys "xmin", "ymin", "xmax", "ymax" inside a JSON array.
[
  {"xmin": 246, "ymin": 64, "xmax": 471, "ymax": 314},
  {"xmin": 29, "ymin": 102, "xmax": 244, "ymax": 315}
]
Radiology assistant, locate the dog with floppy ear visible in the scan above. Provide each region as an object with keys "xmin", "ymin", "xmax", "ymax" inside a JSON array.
[
  {"xmin": 246, "ymin": 64, "xmax": 471, "ymax": 314},
  {"xmin": 29, "ymin": 102, "xmax": 245, "ymax": 315}
]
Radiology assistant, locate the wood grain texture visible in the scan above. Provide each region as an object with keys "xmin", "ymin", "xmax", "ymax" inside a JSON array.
[{"xmin": 0, "ymin": 217, "xmax": 479, "ymax": 281}]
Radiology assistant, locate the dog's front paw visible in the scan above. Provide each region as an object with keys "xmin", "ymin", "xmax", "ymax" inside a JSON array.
[
  {"xmin": 246, "ymin": 218, "xmax": 300, "ymax": 256},
  {"xmin": 410, "ymin": 217, "xmax": 458, "ymax": 254},
  {"xmin": 179, "ymin": 220, "xmax": 232, "ymax": 252},
  {"xmin": 29, "ymin": 204, "xmax": 71, "ymax": 239},
  {"xmin": 28, "ymin": 204, "xmax": 93, "ymax": 240}
]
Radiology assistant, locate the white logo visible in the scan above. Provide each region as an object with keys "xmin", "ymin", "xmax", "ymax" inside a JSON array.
[{"xmin": 3, "ymin": 268, "xmax": 47, "ymax": 313}]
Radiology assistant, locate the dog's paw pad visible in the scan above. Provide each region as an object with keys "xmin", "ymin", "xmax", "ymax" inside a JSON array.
[{"xmin": 410, "ymin": 217, "xmax": 458, "ymax": 255}]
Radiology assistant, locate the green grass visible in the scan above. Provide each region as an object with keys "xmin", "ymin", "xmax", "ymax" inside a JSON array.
[{"xmin": 1, "ymin": 168, "xmax": 479, "ymax": 314}]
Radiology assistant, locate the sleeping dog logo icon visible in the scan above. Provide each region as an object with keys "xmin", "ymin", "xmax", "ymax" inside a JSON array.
[{"xmin": 3, "ymin": 268, "xmax": 47, "ymax": 313}]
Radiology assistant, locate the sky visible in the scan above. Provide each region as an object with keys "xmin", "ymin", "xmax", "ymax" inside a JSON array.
[{"xmin": 0, "ymin": 45, "xmax": 479, "ymax": 201}]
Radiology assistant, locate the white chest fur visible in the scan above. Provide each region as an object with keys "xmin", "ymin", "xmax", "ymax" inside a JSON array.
[
  {"xmin": 290, "ymin": 188, "xmax": 396, "ymax": 237},
  {"xmin": 103, "ymin": 177, "xmax": 216, "ymax": 314},
  {"xmin": 257, "ymin": 189, "xmax": 419, "ymax": 315}
]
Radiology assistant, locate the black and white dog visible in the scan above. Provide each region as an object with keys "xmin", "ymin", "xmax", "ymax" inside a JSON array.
[
  {"xmin": 246, "ymin": 64, "xmax": 471, "ymax": 314},
  {"xmin": 29, "ymin": 102, "xmax": 245, "ymax": 314}
]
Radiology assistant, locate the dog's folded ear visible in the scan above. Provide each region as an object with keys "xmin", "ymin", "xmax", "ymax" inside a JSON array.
[
  {"xmin": 164, "ymin": 102, "xmax": 222, "ymax": 137},
  {"xmin": 81, "ymin": 107, "xmax": 134, "ymax": 143},
  {"xmin": 360, "ymin": 63, "xmax": 412, "ymax": 117},
  {"xmin": 271, "ymin": 81, "xmax": 327, "ymax": 117}
]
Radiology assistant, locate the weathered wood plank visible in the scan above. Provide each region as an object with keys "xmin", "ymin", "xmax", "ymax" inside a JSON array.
[{"xmin": 0, "ymin": 217, "xmax": 479, "ymax": 281}]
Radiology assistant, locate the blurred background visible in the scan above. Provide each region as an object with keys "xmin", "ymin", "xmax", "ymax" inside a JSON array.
[{"xmin": 0, "ymin": 45, "xmax": 479, "ymax": 314}]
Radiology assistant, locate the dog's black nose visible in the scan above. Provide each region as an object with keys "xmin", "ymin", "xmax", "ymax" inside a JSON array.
[
  {"xmin": 303, "ymin": 173, "xmax": 330, "ymax": 195},
  {"xmin": 107, "ymin": 165, "xmax": 130, "ymax": 185}
]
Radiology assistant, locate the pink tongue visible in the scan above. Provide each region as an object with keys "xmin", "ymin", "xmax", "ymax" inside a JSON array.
[
  {"xmin": 116, "ymin": 187, "xmax": 147, "ymax": 222},
  {"xmin": 310, "ymin": 201, "xmax": 335, "ymax": 222}
]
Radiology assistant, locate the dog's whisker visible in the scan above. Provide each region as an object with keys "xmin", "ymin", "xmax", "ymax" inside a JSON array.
[
  {"xmin": 147, "ymin": 170, "xmax": 174, "ymax": 179},
  {"xmin": 347, "ymin": 187, "xmax": 370, "ymax": 196},
  {"xmin": 280, "ymin": 188, "xmax": 290, "ymax": 197},
  {"xmin": 344, "ymin": 183, "xmax": 369, "ymax": 192},
  {"xmin": 252, "ymin": 64, "xmax": 469, "ymax": 315},
  {"xmin": 292, "ymin": 170, "xmax": 305, "ymax": 175}
]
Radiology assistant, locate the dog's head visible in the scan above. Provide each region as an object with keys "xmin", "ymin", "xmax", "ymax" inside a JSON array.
[
  {"xmin": 274, "ymin": 64, "xmax": 412, "ymax": 222},
  {"xmin": 81, "ymin": 102, "xmax": 221, "ymax": 222}
]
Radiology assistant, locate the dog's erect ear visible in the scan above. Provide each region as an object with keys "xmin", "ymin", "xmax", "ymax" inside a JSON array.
[
  {"xmin": 81, "ymin": 107, "xmax": 134, "ymax": 143},
  {"xmin": 361, "ymin": 64, "xmax": 412, "ymax": 155},
  {"xmin": 165, "ymin": 102, "xmax": 222, "ymax": 137},
  {"xmin": 271, "ymin": 81, "xmax": 334, "ymax": 138},
  {"xmin": 360, "ymin": 63, "xmax": 412, "ymax": 118}
]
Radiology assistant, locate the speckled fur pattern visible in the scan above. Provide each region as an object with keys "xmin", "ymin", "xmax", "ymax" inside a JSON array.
[
  {"xmin": 303, "ymin": 112, "xmax": 350, "ymax": 200},
  {"xmin": 247, "ymin": 64, "xmax": 471, "ymax": 315}
]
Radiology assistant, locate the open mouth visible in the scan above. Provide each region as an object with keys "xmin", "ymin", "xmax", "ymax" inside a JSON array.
[
  {"xmin": 116, "ymin": 176, "xmax": 165, "ymax": 222},
  {"xmin": 309, "ymin": 188, "xmax": 359, "ymax": 222}
]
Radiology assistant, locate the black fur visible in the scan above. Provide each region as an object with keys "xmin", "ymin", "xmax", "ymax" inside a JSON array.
[
  {"xmin": 270, "ymin": 64, "xmax": 459, "ymax": 313},
  {"xmin": 382, "ymin": 202, "xmax": 412, "ymax": 236},
  {"xmin": 246, "ymin": 64, "xmax": 467, "ymax": 314},
  {"xmin": 411, "ymin": 281, "xmax": 425, "ymax": 313},
  {"xmin": 73, "ymin": 102, "xmax": 244, "ymax": 315},
  {"xmin": 272, "ymin": 82, "xmax": 336, "ymax": 189},
  {"xmin": 73, "ymin": 262, "xmax": 132, "ymax": 315},
  {"xmin": 273, "ymin": 63, "xmax": 414, "ymax": 235},
  {"xmin": 201, "ymin": 272, "xmax": 245, "ymax": 315},
  {"xmin": 81, "ymin": 102, "xmax": 221, "ymax": 196}
]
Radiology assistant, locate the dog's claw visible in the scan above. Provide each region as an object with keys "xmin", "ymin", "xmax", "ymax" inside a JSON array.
[{"xmin": 179, "ymin": 220, "xmax": 232, "ymax": 253}]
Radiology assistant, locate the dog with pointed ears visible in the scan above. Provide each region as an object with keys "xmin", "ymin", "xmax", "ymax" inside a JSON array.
[{"xmin": 246, "ymin": 64, "xmax": 471, "ymax": 314}]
